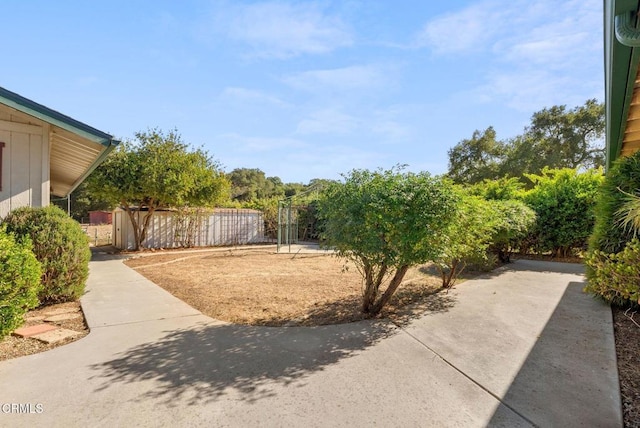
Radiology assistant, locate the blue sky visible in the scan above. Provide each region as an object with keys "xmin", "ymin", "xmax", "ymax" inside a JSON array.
[{"xmin": 3, "ymin": 0, "xmax": 603, "ymax": 184}]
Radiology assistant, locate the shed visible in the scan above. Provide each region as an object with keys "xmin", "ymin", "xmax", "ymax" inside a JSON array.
[{"xmin": 0, "ymin": 87, "xmax": 119, "ymax": 218}]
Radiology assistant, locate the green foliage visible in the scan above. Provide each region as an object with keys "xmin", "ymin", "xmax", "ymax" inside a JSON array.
[
  {"xmin": 589, "ymin": 151, "xmax": 640, "ymax": 254},
  {"xmin": 447, "ymin": 100, "xmax": 605, "ymax": 184},
  {"xmin": 0, "ymin": 227, "xmax": 42, "ymax": 339},
  {"xmin": 468, "ymin": 177, "xmax": 525, "ymax": 200},
  {"xmin": 448, "ymin": 127, "xmax": 504, "ymax": 184},
  {"xmin": 243, "ymin": 198, "xmax": 279, "ymax": 239},
  {"xmin": 318, "ymin": 167, "xmax": 457, "ymax": 315},
  {"xmin": 487, "ymin": 199, "xmax": 537, "ymax": 262},
  {"xmin": 522, "ymin": 168, "xmax": 603, "ymax": 256},
  {"xmin": 2, "ymin": 206, "xmax": 90, "ymax": 304},
  {"xmin": 50, "ymin": 181, "xmax": 113, "ymax": 223},
  {"xmin": 229, "ymin": 168, "xmax": 285, "ymax": 201},
  {"xmin": 616, "ymin": 190, "xmax": 640, "ymax": 236},
  {"xmin": 585, "ymin": 239, "xmax": 640, "ymax": 306},
  {"xmin": 432, "ymin": 194, "xmax": 496, "ymax": 288},
  {"xmin": 88, "ymin": 128, "xmax": 230, "ymax": 250}
]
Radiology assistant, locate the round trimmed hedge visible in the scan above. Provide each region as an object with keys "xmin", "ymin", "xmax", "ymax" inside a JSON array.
[
  {"xmin": 2, "ymin": 206, "xmax": 90, "ymax": 304},
  {"xmin": 0, "ymin": 227, "xmax": 42, "ymax": 339}
]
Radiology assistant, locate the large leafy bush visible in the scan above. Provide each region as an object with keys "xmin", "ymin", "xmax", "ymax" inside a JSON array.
[
  {"xmin": 523, "ymin": 168, "xmax": 603, "ymax": 256},
  {"xmin": 487, "ymin": 199, "xmax": 536, "ymax": 262},
  {"xmin": 586, "ymin": 152, "xmax": 640, "ymax": 306},
  {"xmin": 3, "ymin": 206, "xmax": 90, "ymax": 304},
  {"xmin": 0, "ymin": 227, "xmax": 42, "ymax": 339},
  {"xmin": 318, "ymin": 168, "xmax": 457, "ymax": 315},
  {"xmin": 585, "ymin": 239, "xmax": 640, "ymax": 306},
  {"xmin": 589, "ymin": 152, "xmax": 640, "ymax": 254}
]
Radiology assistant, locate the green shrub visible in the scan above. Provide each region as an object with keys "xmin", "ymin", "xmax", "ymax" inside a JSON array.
[
  {"xmin": 2, "ymin": 206, "xmax": 90, "ymax": 304},
  {"xmin": 585, "ymin": 239, "xmax": 640, "ymax": 306},
  {"xmin": 523, "ymin": 168, "xmax": 603, "ymax": 257},
  {"xmin": 589, "ymin": 152, "xmax": 640, "ymax": 254},
  {"xmin": 487, "ymin": 199, "xmax": 536, "ymax": 262},
  {"xmin": 0, "ymin": 227, "xmax": 42, "ymax": 339}
]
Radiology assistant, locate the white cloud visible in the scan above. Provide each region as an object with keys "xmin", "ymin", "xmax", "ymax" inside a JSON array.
[
  {"xmin": 295, "ymin": 109, "xmax": 359, "ymax": 135},
  {"xmin": 283, "ymin": 65, "xmax": 388, "ymax": 92},
  {"xmin": 220, "ymin": 87, "xmax": 289, "ymax": 107},
  {"xmin": 423, "ymin": 0, "xmax": 603, "ymax": 111},
  {"xmin": 213, "ymin": 1, "xmax": 352, "ymax": 59},
  {"xmin": 218, "ymin": 133, "xmax": 307, "ymax": 152},
  {"xmin": 414, "ymin": 1, "xmax": 508, "ymax": 53}
]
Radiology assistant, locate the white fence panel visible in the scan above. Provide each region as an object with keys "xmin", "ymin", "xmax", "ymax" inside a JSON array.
[{"xmin": 112, "ymin": 208, "xmax": 266, "ymax": 250}]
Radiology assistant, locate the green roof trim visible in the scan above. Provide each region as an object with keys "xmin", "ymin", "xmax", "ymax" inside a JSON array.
[
  {"xmin": 605, "ymin": 0, "xmax": 640, "ymax": 170},
  {"xmin": 0, "ymin": 86, "xmax": 120, "ymax": 148}
]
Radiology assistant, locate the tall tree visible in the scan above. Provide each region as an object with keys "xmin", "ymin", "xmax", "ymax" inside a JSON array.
[
  {"xmin": 447, "ymin": 100, "xmax": 605, "ymax": 184},
  {"xmin": 519, "ymin": 98, "xmax": 605, "ymax": 171},
  {"xmin": 88, "ymin": 128, "xmax": 230, "ymax": 250},
  {"xmin": 318, "ymin": 167, "xmax": 457, "ymax": 315},
  {"xmin": 447, "ymin": 127, "xmax": 505, "ymax": 184},
  {"xmin": 229, "ymin": 168, "xmax": 284, "ymax": 201}
]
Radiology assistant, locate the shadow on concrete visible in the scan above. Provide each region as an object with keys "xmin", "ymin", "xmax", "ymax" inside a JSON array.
[
  {"xmin": 89, "ymin": 321, "xmax": 396, "ymax": 405},
  {"xmin": 487, "ymin": 280, "xmax": 621, "ymax": 427},
  {"xmin": 90, "ymin": 246, "xmax": 132, "ymax": 262}
]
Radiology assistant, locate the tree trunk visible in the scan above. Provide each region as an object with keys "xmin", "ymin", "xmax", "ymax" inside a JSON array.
[
  {"xmin": 369, "ymin": 264, "xmax": 410, "ymax": 315},
  {"xmin": 123, "ymin": 203, "xmax": 142, "ymax": 251}
]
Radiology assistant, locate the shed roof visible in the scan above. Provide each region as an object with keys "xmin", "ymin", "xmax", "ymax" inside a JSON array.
[{"xmin": 0, "ymin": 87, "xmax": 120, "ymax": 197}]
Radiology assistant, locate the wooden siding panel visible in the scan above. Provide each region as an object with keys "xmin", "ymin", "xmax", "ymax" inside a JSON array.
[
  {"xmin": 0, "ymin": 129, "xmax": 10, "ymax": 218},
  {"xmin": 10, "ymin": 132, "xmax": 32, "ymax": 209},
  {"xmin": 29, "ymin": 133, "xmax": 43, "ymax": 207}
]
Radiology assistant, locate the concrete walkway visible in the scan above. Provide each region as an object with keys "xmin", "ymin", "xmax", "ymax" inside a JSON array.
[{"xmin": 0, "ymin": 252, "xmax": 621, "ymax": 427}]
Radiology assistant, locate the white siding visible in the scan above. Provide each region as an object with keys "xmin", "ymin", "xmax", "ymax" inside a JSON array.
[{"xmin": 0, "ymin": 111, "xmax": 49, "ymax": 219}]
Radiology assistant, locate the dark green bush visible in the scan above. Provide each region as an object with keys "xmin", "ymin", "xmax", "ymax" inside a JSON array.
[
  {"xmin": 585, "ymin": 239, "xmax": 640, "ymax": 306},
  {"xmin": 487, "ymin": 199, "xmax": 536, "ymax": 262},
  {"xmin": 2, "ymin": 206, "xmax": 90, "ymax": 304},
  {"xmin": 0, "ymin": 227, "xmax": 42, "ymax": 339},
  {"xmin": 589, "ymin": 152, "xmax": 640, "ymax": 254},
  {"xmin": 523, "ymin": 168, "xmax": 603, "ymax": 257}
]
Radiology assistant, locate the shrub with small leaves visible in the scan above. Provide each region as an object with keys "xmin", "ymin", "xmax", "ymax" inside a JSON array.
[
  {"xmin": 2, "ymin": 206, "xmax": 90, "ymax": 304},
  {"xmin": 0, "ymin": 227, "xmax": 42, "ymax": 339},
  {"xmin": 585, "ymin": 239, "xmax": 640, "ymax": 306}
]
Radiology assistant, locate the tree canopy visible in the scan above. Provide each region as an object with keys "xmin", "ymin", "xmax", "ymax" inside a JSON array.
[
  {"xmin": 447, "ymin": 100, "xmax": 604, "ymax": 184},
  {"xmin": 88, "ymin": 128, "xmax": 229, "ymax": 250}
]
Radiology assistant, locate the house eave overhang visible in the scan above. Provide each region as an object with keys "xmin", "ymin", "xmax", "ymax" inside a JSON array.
[
  {"xmin": 0, "ymin": 86, "xmax": 120, "ymax": 198},
  {"xmin": 605, "ymin": 0, "xmax": 640, "ymax": 170}
]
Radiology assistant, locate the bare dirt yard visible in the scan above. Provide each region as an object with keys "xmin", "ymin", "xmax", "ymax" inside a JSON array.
[{"xmin": 124, "ymin": 248, "xmax": 454, "ymax": 326}]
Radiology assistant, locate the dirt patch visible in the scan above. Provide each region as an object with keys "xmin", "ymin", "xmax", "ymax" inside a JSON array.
[
  {"xmin": 125, "ymin": 250, "xmax": 455, "ymax": 326},
  {"xmin": 83, "ymin": 224, "xmax": 112, "ymax": 247},
  {"xmin": 0, "ymin": 301, "xmax": 89, "ymax": 362},
  {"xmin": 614, "ymin": 306, "xmax": 640, "ymax": 428}
]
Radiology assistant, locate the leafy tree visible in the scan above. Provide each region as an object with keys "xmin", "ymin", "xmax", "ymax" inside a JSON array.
[
  {"xmin": 520, "ymin": 99, "xmax": 604, "ymax": 170},
  {"xmin": 447, "ymin": 127, "xmax": 505, "ymax": 184},
  {"xmin": 523, "ymin": 168, "xmax": 603, "ymax": 256},
  {"xmin": 447, "ymin": 100, "xmax": 604, "ymax": 184},
  {"xmin": 88, "ymin": 128, "xmax": 230, "ymax": 250},
  {"xmin": 318, "ymin": 167, "xmax": 457, "ymax": 315},
  {"xmin": 50, "ymin": 181, "xmax": 114, "ymax": 222},
  {"xmin": 229, "ymin": 168, "xmax": 284, "ymax": 201},
  {"xmin": 432, "ymin": 194, "xmax": 496, "ymax": 288}
]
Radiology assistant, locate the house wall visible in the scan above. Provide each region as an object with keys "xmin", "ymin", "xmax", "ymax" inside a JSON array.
[{"xmin": 0, "ymin": 106, "xmax": 50, "ymax": 219}]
